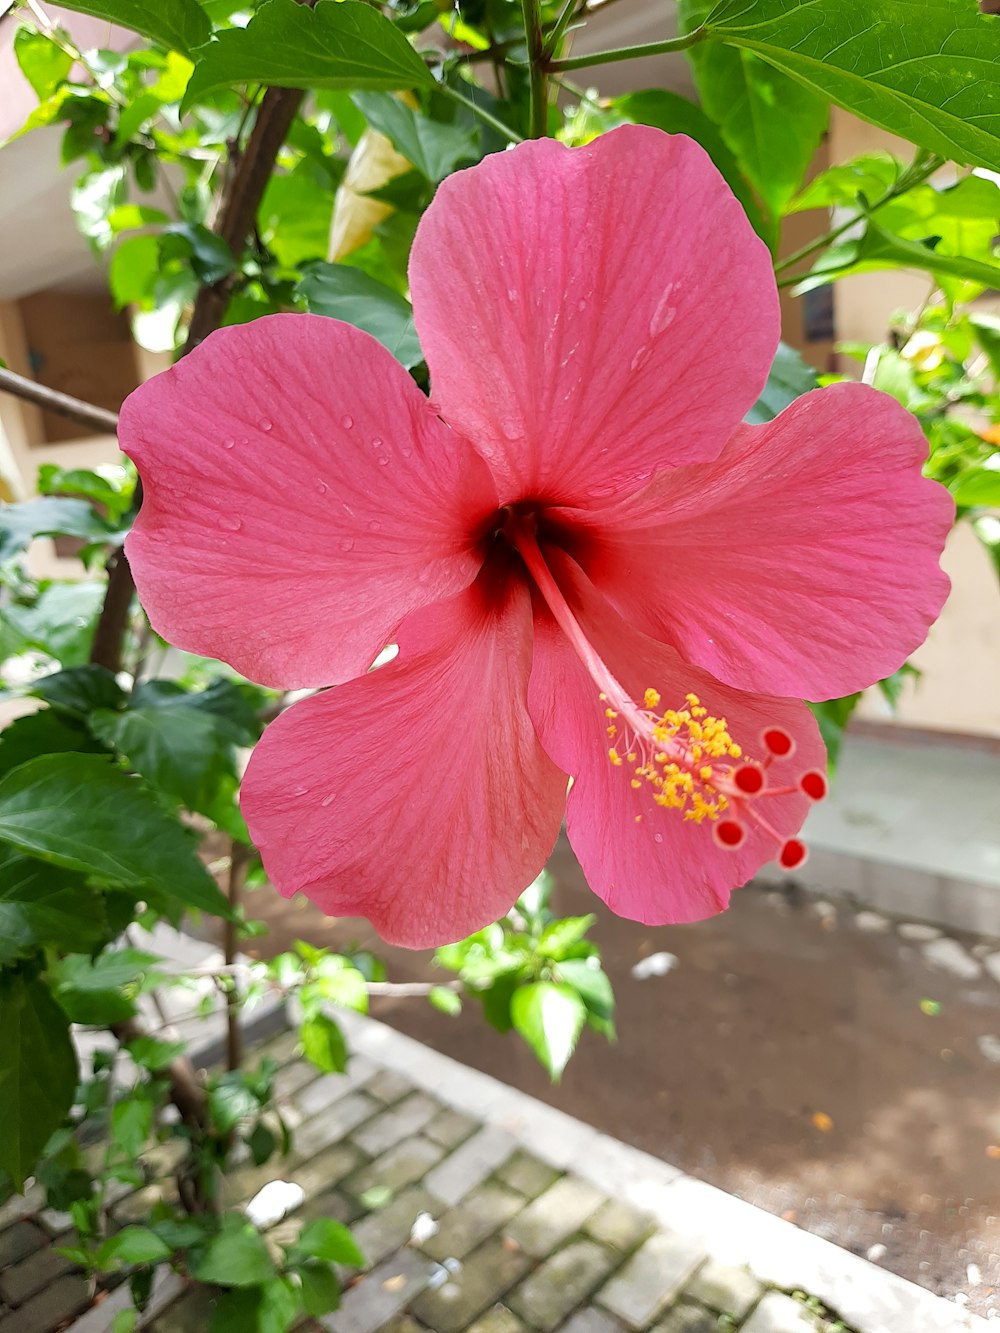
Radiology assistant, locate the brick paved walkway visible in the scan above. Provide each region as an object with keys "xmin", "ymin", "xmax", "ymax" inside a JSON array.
[{"xmin": 0, "ymin": 924, "xmax": 987, "ymax": 1333}]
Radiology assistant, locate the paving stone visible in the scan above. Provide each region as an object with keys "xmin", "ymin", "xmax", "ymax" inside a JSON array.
[
  {"xmin": 922, "ymin": 936, "xmax": 982, "ymax": 980},
  {"xmin": 113, "ymin": 1179, "xmax": 179, "ymax": 1224},
  {"xmin": 297, "ymin": 1188, "xmax": 362, "ymax": 1226},
  {"xmin": 343, "ymin": 1136, "xmax": 444, "ymax": 1201},
  {"xmin": 584, "ymin": 1200, "xmax": 654, "ymax": 1253},
  {"xmin": 467, "ymin": 1304, "xmax": 528, "ymax": 1332},
  {"xmin": 425, "ymin": 1107, "xmax": 479, "ymax": 1150},
  {"xmin": 422, "ymin": 1183, "xmax": 525, "ymax": 1261},
  {"xmin": 495, "ymin": 1150, "xmax": 560, "ymax": 1198},
  {"xmin": 559, "ymin": 1310, "xmax": 625, "ymax": 1333},
  {"xmin": 353, "ymin": 1092, "xmax": 440, "ymax": 1157},
  {"xmin": 0, "ymin": 1188, "xmax": 42, "ymax": 1231},
  {"xmin": 0, "ymin": 1222, "xmax": 45, "ymax": 1267},
  {"xmin": 596, "ymin": 1232, "xmax": 707, "ymax": 1330},
  {"xmin": 366, "ymin": 1068, "xmax": 418, "ymax": 1104},
  {"xmin": 742, "ymin": 1292, "xmax": 823, "ymax": 1332},
  {"xmin": 148, "ymin": 1285, "xmax": 218, "ymax": 1331},
  {"xmin": 425, "ymin": 1126, "xmax": 517, "ymax": 1207},
  {"xmin": 274, "ymin": 1058, "xmax": 323, "ymax": 1100},
  {"xmin": 379, "ymin": 1318, "xmax": 425, "ymax": 1333},
  {"xmin": 0, "ymin": 1242, "xmax": 74, "ymax": 1305},
  {"xmin": 984, "ymin": 951, "xmax": 1000, "ymax": 985},
  {"xmin": 322, "ymin": 1248, "xmax": 431, "ymax": 1333},
  {"xmin": 350, "ymin": 1185, "xmax": 439, "ymax": 1270},
  {"xmin": 292, "ymin": 1142, "xmax": 366, "ymax": 1199},
  {"xmin": 294, "ymin": 1092, "xmax": 381, "ymax": 1160},
  {"xmin": 411, "ymin": 1234, "xmax": 530, "ymax": 1333},
  {"xmin": 686, "ymin": 1260, "xmax": 762, "ymax": 1318},
  {"xmin": 505, "ymin": 1177, "xmax": 605, "ymax": 1259},
  {"xmin": 0, "ymin": 1273, "xmax": 90, "ymax": 1332},
  {"xmin": 651, "ymin": 1303, "xmax": 724, "ymax": 1332},
  {"xmin": 509, "ymin": 1238, "xmax": 619, "ymax": 1331}
]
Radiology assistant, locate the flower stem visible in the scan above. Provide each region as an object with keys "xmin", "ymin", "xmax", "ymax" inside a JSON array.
[
  {"xmin": 520, "ymin": 0, "xmax": 548, "ymax": 137},
  {"xmin": 545, "ymin": 27, "xmax": 705, "ymax": 73}
]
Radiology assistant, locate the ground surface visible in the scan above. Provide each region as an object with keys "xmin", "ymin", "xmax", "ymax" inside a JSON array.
[{"xmin": 243, "ymin": 842, "xmax": 1000, "ymax": 1318}]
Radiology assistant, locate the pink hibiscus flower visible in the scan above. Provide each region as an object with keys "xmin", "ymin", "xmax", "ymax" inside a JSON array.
[{"xmin": 119, "ymin": 126, "xmax": 953, "ymax": 948}]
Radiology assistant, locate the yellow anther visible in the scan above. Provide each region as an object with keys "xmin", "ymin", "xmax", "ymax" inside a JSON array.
[
  {"xmin": 644, "ymin": 688, "xmax": 661, "ymax": 708},
  {"xmin": 605, "ymin": 707, "xmax": 617, "ymax": 719},
  {"xmin": 626, "ymin": 752, "xmax": 637, "ymax": 763},
  {"xmin": 608, "ymin": 748, "xmax": 622, "ymax": 766},
  {"xmin": 700, "ymin": 765, "xmax": 713, "ymax": 781},
  {"xmin": 686, "ymin": 693, "xmax": 700, "ymax": 707},
  {"xmin": 630, "ymin": 779, "xmax": 642, "ymax": 789}
]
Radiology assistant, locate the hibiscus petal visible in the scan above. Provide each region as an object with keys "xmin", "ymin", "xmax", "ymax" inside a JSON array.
[
  {"xmin": 409, "ymin": 125, "xmax": 777, "ymax": 505},
  {"xmin": 566, "ymin": 383, "xmax": 954, "ymax": 701},
  {"xmin": 527, "ymin": 554, "xmax": 824, "ymax": 925},
  {"xmin": 121, "ymin": 314, "xmax": 496, "ymax": 689},
  {"xmin": 240, "ymin": 567, "xmax": 567, "ymax": 948}
]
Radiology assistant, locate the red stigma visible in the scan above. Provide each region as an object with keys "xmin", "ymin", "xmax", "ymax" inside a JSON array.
[
  {"xmin": 800, "ymin": 770, "xmax": 828, "ymax": 801},
  {"xmin": 714, "ymin": 819, "xmax": 746, "ymax": 849},
  {"xmin": 779, "ymin": 838, "xmax": 808, "ymax": 870},
  {"xmin": 762, "ymin": 727, "xmax": 794, "ymax": 758},
  {"xmin": 733, "ymin": 764, "xmax": 765, "ymax": 795}
]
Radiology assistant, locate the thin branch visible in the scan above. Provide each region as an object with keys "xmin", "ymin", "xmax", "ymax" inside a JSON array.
[
  {"xmin": 223, "ymin": 842, "xmax": 250, "ymax": 1072},
  {"xmin": 0, "ymin": 366, "xmax": 118, "ymax": 434},
  {"xmin": 520, "ymin": 0, "xmax": 547, "ymax": 137},
  {"xmin": 544, "ymin": 28, "xmax": 705, "ymax": 72}
]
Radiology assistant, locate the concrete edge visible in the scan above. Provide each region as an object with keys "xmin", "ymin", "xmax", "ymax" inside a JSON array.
[{"xmin": 334, "ymin": 1007, "xmax": 990, "ymax": 1333}]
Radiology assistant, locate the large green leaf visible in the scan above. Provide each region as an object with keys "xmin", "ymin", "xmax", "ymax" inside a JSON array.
[
  {"xmin": 510, "ymin": 982, "xmax": 586, "ymax": 1081},
  {"xmin": 51, "ymin": 948, "xmax": 162, "ymax": 1025},
  {"xmin": 697, "ymin": 0, "xmax": 1000, "ymax": 172},
  {"xmin": 13, "ymin": 28, "xmax": 73, "ymax": 100},
  {"xmin": 745, "ymin": 341, "xmax": 819, "ymax": 424},
  {"xmin": 0, "ymin": 708, "xmax": 107, "ymax": 783},
  {"xmin": 799, "ymin": 217, "xmax": 1000, "ymax": 295},
  {"xmin": 298, "ymin": 266, "xmax": 423, "ymax": 369},
  {"xmin": 612, "ymin": 88, "xmax": 769, "ymax": 243},
  {"xmin": 0, "ymin": 846, "xmax": 106, "ymax": 966},
  {"xmin": 2, "ymin": 582, "xmax": 107, "ymax": 668},
  {"xmin": 183, "ymin": 0, "xmax": 434, "ymax": 109},
  {"xmin": 191, "ymin": 1217, "xmax": 277, "ymax": 1287},
  {"xmin": 0, "ymin": 498, "xmax": 117, "ymax": 563},
  {"xmin": 679, "ymin": 0, "xmax": 827, "ymax": 219},
  {"xmin": 45, "ymin": 0, "xmax": 211, "ymax": 57},
  {"xmin": 89, "ymin": 703, "xmax": 235, "ymax": 815},
  {"xmin": 0, "ymin": 754, "xmax": 229, "ymax": 915},
  {"xmin": 352, "ymin": 92, "xmax": 479, "ymax": 183},
  {"xmin": 0, "ymin": 974, "xmax": 78, "ymax": 1189}
]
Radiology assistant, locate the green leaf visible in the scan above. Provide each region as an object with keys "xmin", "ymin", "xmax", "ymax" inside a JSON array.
[
  {"xmin": 131, "ymin": 678, "xmax": 263, "ymax": 747},
  {"xmin": 0, "ymin": 753, "xmax": 229, "ymax": 915},
  {"xmin": 952, "ymin": 468, "xmax": 1000, "ymax": 509},
  {"xmin": 111, "ymin": 1093, "xmax": 155, "ymax": 1158},
  {"xmin": 299, "ymin": 1013, "xmax": 348, "ymax": 1074},
  {"xmin": 160, "ymin": 223, "xmax": 237, "ymax": 285},
  {"xmin": 311, "ymin": 962, "xmax": 369, "ymax": 1014},
  {"xmin": 612, "ymin": 88, "xmax": 770, "ymax": 243},
  {"xmin": 0, "ymin": 498, "xmax": 117, "ymax": 563},
  {"xmin": 801, "ymin": 216, "xmax": 1000, "ymax": 295},
  {"xmin": 510, "ymin": 982, "xmax": 586, "ymax": 1082},
  {"xmin": 51, "ymin": 948, "xmax": 161, "ymax": 1025},
  {"xmin": 0, "ymin": 974, "xmax": 78, "ymax": 1190},
  {"xmin": 536, "ymin": 915, "xmax": 595, "ymax": 959},
  {"xmin": 807, "ymin": 693, "xmax": 861, "ymax": 771},
  {"xmin": 0, "ymin": 709, "xmax": 107, "ymax": 784},
  {"xmin": 786, "ymin": 152, "xmax": 900, "ymax": 214},
  {"xmin": 37, "ymin": 463, "xmax": 136, "ymax": 524},
  {"xmin": 298, "ymin": 1262, "xmax": 342, "ymax": 1317},
  {"xmin": 248, "ymin": 1121, "xmax": 277, "ymax": 1166},
  {"xmin": 0, "ymin": 845, "xmax": 106, "ymax": 966},
  {"xmin": 352, "ymin": 92, "xmax": 478, "ymax": 182},
  {"xmin": 209, "ymin": 1278, "xmax": 299, "ymax": 1333},
  {"xmin": 89, "ymin": 703, "xmax": 236, "ymax": 816},
  {"xmin": 745, "ymin": 341, "xmax": 818, "ymax": 424},
  {"xmin": 183, "ymin": 0, "xmax": 434, "ymax": 109},
  {"xmin": 126, "ymin": 1035, "xmax": 186, "ymax": 1071},
  {"xmin": 3, "ymin": 583, "xmax": 107, "ymax": 668},
  {"xmin": 554, "ymin": 958, "xmax": 615, "ymax": 1023},
  {"xmin": 679, "ymin": 0, "xmax": 827, "ymax": 218},
  {"xmin": 259, "ymin": 171, "xmax": 336, "ymax": 269},
  {"xmin": 191, "ymin": 1217, "xmax": 277, "ymax": 1287},
  {"xmin": 428, "ymin": 985, "xmax": 462, "ymax": 1016},
  {"xmin": 97, "ymin": 1224, "xmax": 172, "ymax": 1268},
  {"xmin": 698, "ymin": 0, "xmax": 1000, "ymax": 172},
  {"xmin": 298, "ymin": 266, "xmax": 423, "ymax": 369},
  {"xmin": 30, "ymin": 666, "xmax": 127, "ymax": 716},
  {"xmin": 110, "ymin": 235, "xmax": 162, "ymax": 310},
  {"xmin": 46, "ymin": 0, "xmax": 211, "ymax": 57},
  {"xmin": 293, "ymin": 1218, "xmax": 365, "ymax": 1267},
  {"xmin": 13, "ymin": 28, "xmax": 73, "ymax": 100}
]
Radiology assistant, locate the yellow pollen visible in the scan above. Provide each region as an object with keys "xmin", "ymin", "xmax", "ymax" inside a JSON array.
[{"xmin": 605, "ymin": 684, "xmax": 741, "ymax": 824}]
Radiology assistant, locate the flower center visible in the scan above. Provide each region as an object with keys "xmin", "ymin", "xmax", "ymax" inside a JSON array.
[{"xmin": 506, "ymin": 512, "xmax": 826, "ymax": 870}]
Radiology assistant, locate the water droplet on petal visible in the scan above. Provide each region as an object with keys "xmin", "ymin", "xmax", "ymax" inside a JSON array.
[
  {"xmin": 341, "ymin": 415, "xmax": 354, "ymax": 429},
  {"xmin": 222, "ymin": 437, "xmax": 235, "ymax": 450},
  {"xmin": 218, "ymin": 515, "xmax": 242, "ymax": 532},
  {"xmin": 630, "ymin": 345, "xmax": 652, "ymax": 372},
  {"xmin": 577, "ymin": 298, "xmax": 587, "ymax": 312},
  {"xmin": 368, "ymin": 519, "xmax": 382, "ymax": 532},
  {"xmin": 401, "ymin": 447, "xmax": 413, "ymax": 459},
  {"xmin": 653, "ymin": 833, "xmax": 664, "ymax": 844},
  {"xmin": 316, "ymin": 481, "xmax": 328, "ymax": 495},
  {"xmin": 371, "ymin": 437, "xmax": 383, "ymax": 449},
  {"xmin": 507, "ymin": 288, "xmax": 519, "ymax": 302},
  {"xmin": 259, "ymin": 417, "xmax": 273, "ymax": 432},
  {"xmin": 321, "ymin": 793, "xmax": 335, "ymax": 807},
  {"xmin": 339, "ymin": 536, "xmax": 355, "ymax": 552},
  {"xmin": 378, "ymin": 455, "xmax": 389, "ymax": 465},
  {"xmin": 292, "ymin": 785, "xmax": 308, "ymax": 796}
]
